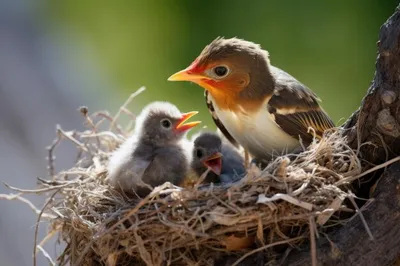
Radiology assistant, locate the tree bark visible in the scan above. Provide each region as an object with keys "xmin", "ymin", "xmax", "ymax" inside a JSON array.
[
  {"xmin": 224, "ymin": 4, "xmax": 400, "ymax": 266},
  {"xmin": 283, "ymin": 162, "xmax": 400, "ymax": 266},
  {"xmin": 344, "ymin": 5, "xmax": 400, "ymax": 163}
]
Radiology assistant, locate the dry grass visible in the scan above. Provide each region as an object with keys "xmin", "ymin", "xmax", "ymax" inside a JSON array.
[{"xmin": 3, "ymin": 90, "xmax": 374, "ymax": 266}]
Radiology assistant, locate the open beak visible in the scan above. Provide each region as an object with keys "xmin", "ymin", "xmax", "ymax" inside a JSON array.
[
  {"xmin": 175, "ymin": 111, "xmax": 201, "ymax": 132},
  {"xmin": 202, "ymin": 152, "xmax": 223, "ymax": 175},
  {"xmin": 168, "ymin": 67, "xmax": 207, "ymax": 82}
]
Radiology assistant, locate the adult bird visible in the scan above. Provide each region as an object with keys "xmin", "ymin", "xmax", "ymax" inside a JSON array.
[
  {"xmin": 107, "ymin": 101, "xmax": 201, "ymax": 196},
  {"xmin": 168, "ymin": 37, "xmax": 335, "ymax": 161},
  {"xmin": 191, "ymin": 132, "xmax": 246, "ymax": 185}
]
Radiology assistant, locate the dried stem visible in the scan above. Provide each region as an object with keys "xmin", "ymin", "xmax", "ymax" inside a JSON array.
[{"xmin": 110, "ymin": 86, "xmax": 145, "ymax": 131}]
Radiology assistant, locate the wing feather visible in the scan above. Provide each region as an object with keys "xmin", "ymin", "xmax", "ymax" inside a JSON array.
[{"xmin": 269, "ymin": 66, "xmax": 335, "ymax": 144}]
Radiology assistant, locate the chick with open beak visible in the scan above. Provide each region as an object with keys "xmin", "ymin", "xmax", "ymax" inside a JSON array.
[
  {"xmin": 191, "ymin": 132, "xmax": 246, "ymax": 184},
  {"xmin": 107, "ymin": 101, "xmax": 201, "ymax": 196}
]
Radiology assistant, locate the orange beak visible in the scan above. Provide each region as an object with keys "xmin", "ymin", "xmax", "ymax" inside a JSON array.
[
  {"xmin": 202, "ymin": 152, "xmax": 223, "ymax": 175},
  {"xmin": 175, "ymin": 111, "xmax": 201, "ymax": 132},
  {"xmin": 168, "ymin": 67, "xmax": 210, "ymax": 83},
  {"xmin": 168, "ymin": 68, "xmax": 216, "ymax": 92}
]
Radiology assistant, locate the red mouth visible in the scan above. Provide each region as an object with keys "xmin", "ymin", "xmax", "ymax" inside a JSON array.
[{"xmin": 202, "ymin": 152, "xmax": 223, "ymax": 175}]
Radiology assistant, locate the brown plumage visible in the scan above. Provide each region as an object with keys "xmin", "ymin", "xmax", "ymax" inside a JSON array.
[{"xmin": 169, "ymin": 37, "xmax": 335, "ymax": 160}]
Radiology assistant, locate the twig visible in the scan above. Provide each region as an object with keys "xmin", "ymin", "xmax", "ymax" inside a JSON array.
[
  {"xmin": 36, "ymin": 245, "xmax": 55, "ymax": 266},
  {"xmin": 257, "ymin": 193, "xmax": 314, "ymax": 211},
  {"xmin": 0, "ymin": 193, "xmax": 55, "ymax": 219},
  {"xmin": 231, "ymin": 236, "xmax": 304, "ymax": 266},
  {"xmin": 92, "ymin": 111, "xmax": 125, "ymax": 136},
  {"xmin": 121, "ymin": 107, "xmax": 137, "ymax": 120},
  {"xmin": 309, "ymin": 216, "xmax": 317, "ymax": 266},
  {"xmin": 291, "ymin": 178, "xmax": 310, "ymax": 196},
  {"xmin": 79, "ymin": 106, "xmax": 101, "ymax": 147},
  {"xmin": 56, "ymin": 125, "xmax": 90, "ymax": 154},
  {"xmin": 348, "ymin": 192, "xmax": 374, "ymax": 240},
  {"xmin": 335, "ymin": 156, "xmax": 400, "ymax": 185},
  {"xmin": 37, "ymin": 177, "xmax": 64, "ymax": 186},
  {"xmin": 33, "ymin": 189, "xmax": 60, "ymax": 266},
  {"xmin": 121, "ymin": 107, "xmax": 137, "ymax": 132},
  {"xmin": 80, "ymin": 131, "xmax": 123, "ymax": 141},
  {"xmin": 110, "ymin": 86, "xmax": 146, "ymax": 131},
  {"xmin": 4, "ymin": 182, "xmax": 73, "ymax": 194},
  {"xmin": 317, "ymin": 194, "xmax": 345, "ymax": 225},
  {"xmin": 39, "ymin": 228, "xmax": 58, "ymax": 247},
  {"xmin": 46, "ymin": 132, "xmax": 62, "ymax": 178},
  {"xmin": 347, "ymin": 198, "xmax": 374, "ymax": 223}
]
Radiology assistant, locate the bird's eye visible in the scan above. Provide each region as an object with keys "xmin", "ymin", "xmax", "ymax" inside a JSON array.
[
  {"xmin": 160, "ymin": 119, "xmax": 171, "ymax": 129},
  {"xmin": 213, "ymin": 66, "xmax": 229, "ymax": 77},
  {"xmin": 196, "ymin": 148, "xmax": 203, "ymax": 159}
]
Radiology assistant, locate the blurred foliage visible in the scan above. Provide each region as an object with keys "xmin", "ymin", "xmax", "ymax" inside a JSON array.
[{"xmin": 45, "ymin": 0, "xmax": 397, "ymax": 130}]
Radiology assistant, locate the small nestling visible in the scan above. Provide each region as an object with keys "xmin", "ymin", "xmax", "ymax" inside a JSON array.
[
  {"xmin": 168, "ymin": 37, "xmax": 335, "ymax": 161},
  {"xmin": 191, "ymin": 132, "xmax": 246, "ymax": 184},
  {"xmin": 107, "ymin": 101, "xmax": 201, "ymax": 196}
]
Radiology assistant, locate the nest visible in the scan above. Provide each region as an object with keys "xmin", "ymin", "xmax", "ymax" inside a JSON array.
[{"xmin": 5, "ymin": 91, "xmax": 367, "ymax": 266}]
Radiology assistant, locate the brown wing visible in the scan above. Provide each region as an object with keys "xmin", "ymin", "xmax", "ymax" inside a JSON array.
[
  {"xmin": 268, "ymin": 66, "xmax": 335, "ymax": 144},
  {"xmin": 204, "ymin": 90, "xmax": 239, "ymax": 148}
]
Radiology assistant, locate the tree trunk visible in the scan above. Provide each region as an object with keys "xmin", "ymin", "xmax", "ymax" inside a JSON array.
[
  {"xmin": 343, "ymin": 5, "xmax": 400, "ymax": 163},
  {"xmin": 225, "ymin": 4, "xmax": 400, "ymax": 266},
  {"xmin": 283, "ymin": 162, "xmax": 400, "ymax": 266}
]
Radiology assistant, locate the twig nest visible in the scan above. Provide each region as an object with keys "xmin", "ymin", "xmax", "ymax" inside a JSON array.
[{"xmin": 10, "ymin": 99, "xmax": 363, "ymax": 266}]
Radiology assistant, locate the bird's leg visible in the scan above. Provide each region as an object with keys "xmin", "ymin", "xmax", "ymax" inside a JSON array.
[
  {"xmin": 250, "ymin": 157, "xmax": 270, "ymax": 170},
  {"xmin": 292, "ymin": 145, "xmax": 305, "ymax": 154},
  {"xmin": 244, "ymin": 150, "xmax": 250, "ymax": 169}
]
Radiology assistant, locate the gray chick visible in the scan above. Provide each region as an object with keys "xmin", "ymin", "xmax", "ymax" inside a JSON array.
[
  {"xmin": 107, "ymin": 101, "xmax": 201, "ymax": 196},
  {"xmin": 191, "ymin": 132, "xmax": 246, "ymax": 185}
]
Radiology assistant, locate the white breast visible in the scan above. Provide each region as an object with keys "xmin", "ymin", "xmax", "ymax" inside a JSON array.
[{"xmin": 209, "ymin": 96, "xmax": 299, "ymax": 159}]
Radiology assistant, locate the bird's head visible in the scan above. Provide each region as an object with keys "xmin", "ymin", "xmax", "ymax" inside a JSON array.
[
  {"xmin": 168, "ymin": 37, "xmax": 273, "ymax": 102},
  {"xmin": 135, "ymin": 102, "xmax": 201, "ymax": 145},
  {"xmin": 192, "ymin": 132, "xmax": 223, "ymax": 177}
]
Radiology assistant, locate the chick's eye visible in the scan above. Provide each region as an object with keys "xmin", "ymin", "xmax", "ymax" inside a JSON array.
[
  {"xmin": 196, "ymin": 148, "xmax": 203, "ymax": 159},
  {"xmin": 213, "ymin": 66, "xmax": 228, "ymax": 77},
  {"xmin": 160, "ymin": 119, "xmax": 171, "ymax": 129}
]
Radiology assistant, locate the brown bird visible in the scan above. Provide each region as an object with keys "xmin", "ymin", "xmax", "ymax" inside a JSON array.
[{"xmin": 168, "ymin": 37, "xmax": 335, "ymax": 161}]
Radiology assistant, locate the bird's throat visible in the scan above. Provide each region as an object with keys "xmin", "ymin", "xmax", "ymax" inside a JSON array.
[
  {"xmin": 206, "ymin": 87, "xmax": 265, "ymax": 113},
  {"xmin": 207, "ymin": 89, "xmax": 239, "ymax": 111}
]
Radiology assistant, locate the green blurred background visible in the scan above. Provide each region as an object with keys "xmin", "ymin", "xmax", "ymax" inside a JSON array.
[{"xmin": 46, "ymin": 0, "xmax": 397, "ymax": 129}]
